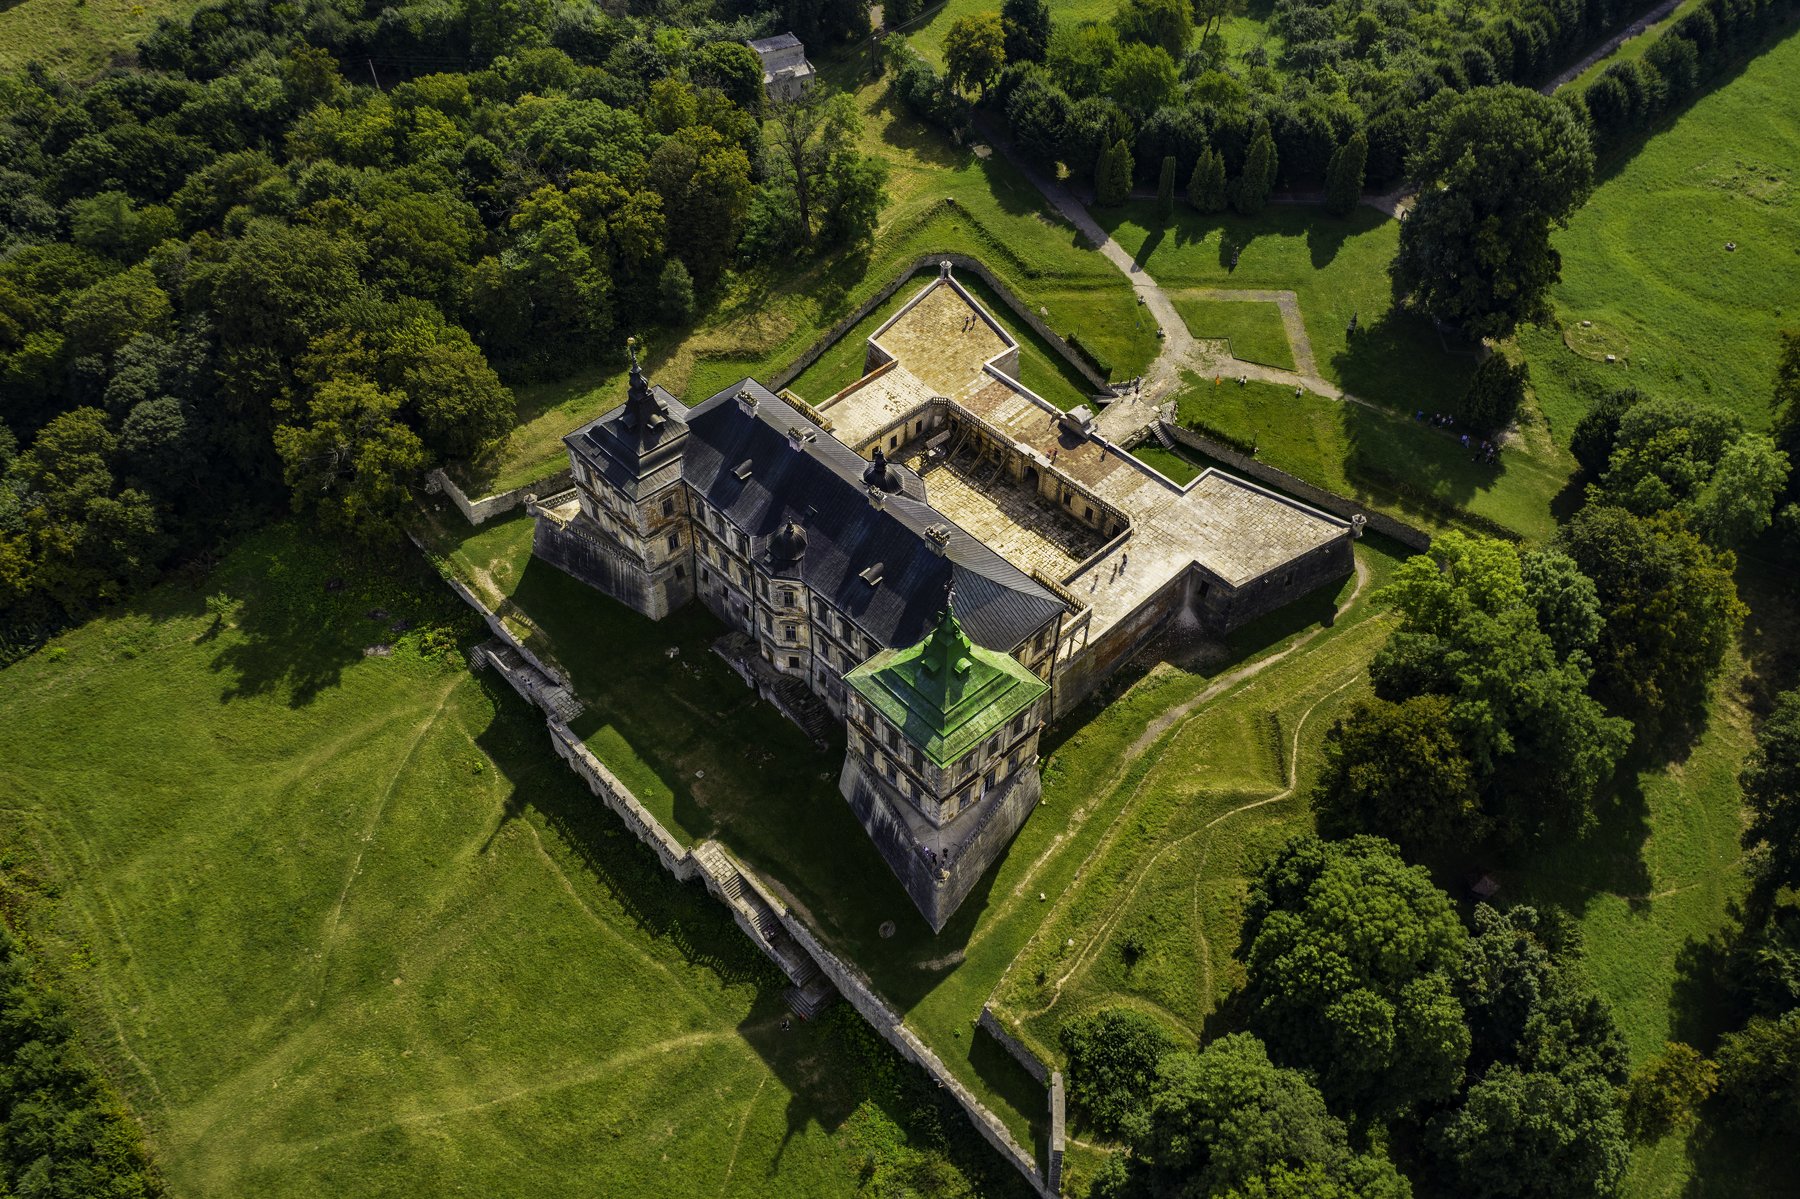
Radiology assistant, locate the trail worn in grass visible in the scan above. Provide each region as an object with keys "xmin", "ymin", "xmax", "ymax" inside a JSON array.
[
  {"xmin": 1522, "ymin": 28, "xmax": 1800, "ymax": 446},
  {"xmin": 0, "ymin": 527, "xmax": 1023, "ymax": 1199}
]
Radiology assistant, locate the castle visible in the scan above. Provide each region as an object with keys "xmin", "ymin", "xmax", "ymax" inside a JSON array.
[{"xmin": 530, "ymin": 264, "xmax": 1356, "ymax": 931}]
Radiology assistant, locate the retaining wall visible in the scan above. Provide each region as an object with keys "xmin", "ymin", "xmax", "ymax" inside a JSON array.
[
  {"xmin": 979, "ymin": 1005, "xmax": 1051, "ymax": 1084},
  {"xmin": 1161, "ymin": 422, "xmax": 1432, "ymax": 550},
  {"xmin": 433, "ymin": 556, "xmax": 1064, "ymax": 1196},
  {"xmin": 427, "ymin": 466, "xmax": 572, "ymax": 526},
  {"xmin": 771, "ymin": 251, "xmax": 1113, "ymax": 398}
]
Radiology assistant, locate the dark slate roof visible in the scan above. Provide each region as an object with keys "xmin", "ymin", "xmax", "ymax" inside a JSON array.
[
  {"xmin": 682, "ymin": 380, "xmax": 1065, "ymax": 653},
  {"xmin": 748, "ymin": 32, "xmax": 803, "ymax": 52},
  {"xmin": 564, "ymin": 366, "xmax": 689, "ymax": 498}
]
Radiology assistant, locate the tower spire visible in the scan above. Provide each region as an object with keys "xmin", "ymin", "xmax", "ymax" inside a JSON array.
[{"xmin": 622, "ymin": 335, "xmax": 666, "ymax": 432}]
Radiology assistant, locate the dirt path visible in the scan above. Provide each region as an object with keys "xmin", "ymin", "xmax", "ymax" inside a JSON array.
[
  {"xmin": 1171, "ymin": 286, "xmax": 1319, "ymax": 377},
  {"xmin": 1542, "ymin": 0, "xmax": 1687, "ymax": 92},
  {"xmin": 975, "ymin": 116, "xmax": 1428, "ymax": 446}
]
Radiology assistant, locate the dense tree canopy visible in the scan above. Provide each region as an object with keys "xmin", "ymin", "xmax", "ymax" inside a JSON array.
[
  {"xmin": 1742, "ymin": 689, "xmax": 1800, "ymax": 890},
  {"xmin": 1592, "ymin": 399, "xmax": 1790, "ymax": 548},
  {"xmin": 1238, "ymin": 834, "xmax": 1471, "ymax": 1119},
  {"xmin": 1391, "ymin": 86, "xmax": 1594, "ymax": 337},
  {"xmin": 0, "ymin": 0, "xmax": 887, "ymax": 629},
  {"xmin": 1098, "ymin": 1033, "xmax": 1410, "ymax": 1199},
  {"xmin": 1060, "ymin": 1007, "xmax": 1178, "ymax": 1136},
  {"xmin": 1332, "ymin": 533, "xmax": 1628, "ymax": 850},
  {"xmin": 1557, "ymin": 506, "xmax": 1744, "ymax": 745}
]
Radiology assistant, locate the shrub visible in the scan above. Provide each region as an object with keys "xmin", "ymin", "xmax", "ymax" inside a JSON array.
[{"xmin": 1060, "ymin": 1008, "xmax": 1178, "ymax": 1135}]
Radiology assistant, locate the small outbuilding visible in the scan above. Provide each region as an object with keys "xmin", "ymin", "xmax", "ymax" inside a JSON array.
[{"xmin": 747, "ymin": 32, "xmax": 815, "ymax": 103}]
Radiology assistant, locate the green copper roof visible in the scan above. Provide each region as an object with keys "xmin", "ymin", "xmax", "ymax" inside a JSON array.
[{"xmin": 846, "ymin": 603, "xmax": 1048, "ymax": 769}]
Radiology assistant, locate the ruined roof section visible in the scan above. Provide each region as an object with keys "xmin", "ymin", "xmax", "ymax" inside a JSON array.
[
  {"xmin": 679, "ymin": 380, "xmax": 1067, "ymax": 653},
  {"xmin": 846, "ymin": 604, "xmax": 1048, "ymax": 768},
  {"xmin": 748, "ymin": 32, "xmax": 802, "ymax": 51}
]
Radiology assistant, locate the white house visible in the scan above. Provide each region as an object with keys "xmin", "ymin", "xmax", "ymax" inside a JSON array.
[{"xmin": 747, "ymin": 32, "xmax": 816, "ymax": 103}]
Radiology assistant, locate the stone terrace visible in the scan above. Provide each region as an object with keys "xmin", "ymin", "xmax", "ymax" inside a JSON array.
[
  {"xmin": 871, "ymin": 280, "xmax": 1013, "ymax": 396},
  {"xmin": 898, "ymin": 442, "xmax": 1105, "ymax": 583}
]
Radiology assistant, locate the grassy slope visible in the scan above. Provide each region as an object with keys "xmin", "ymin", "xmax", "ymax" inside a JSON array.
[
  {"xmin": 1095, "ymin": 201, "xmax": 1481, "ymax": 414},
  {"xmin": 0, "ymin": 0, "xmax": 198, "ymax": 75},
  {"xmin": 1172, "ymin": 296, "xmax": 1296, "ymax": 371},
  {"xmin": 464, "ymin": 52, "xmax": 1156, "ymax": 497},
  {"xmin": 419, "ymin": 502, "xmax": 1407, "ymax": 1157},
  {"xmin": 1175, "ymin": 374, "xmax": 1568, "ymax": 540},
  {"xmin": 0, "ymin": 528, "xmax": 1022, "ymax": 1199},
  {"xmin": 786, "ymin": 270, "xmax": 1102, "ymax": 411},
  {"xmin": 1522, "ymin": 28, "xmax": 1800, "ymax": 444}
]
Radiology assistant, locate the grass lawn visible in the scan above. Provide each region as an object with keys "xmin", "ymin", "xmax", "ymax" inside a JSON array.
[
  {"xmin": 985, "ymin": 540, "xmax": 1409, "ymax": 1190},
  {"xmin": 1175, "ymin": 374, "xmax": 1569, "ymax": 540},
  {"xmin": 786, "ymin": 269, "xmax": 1102, "ymax": 411},
  {"xmin": 1130, "ymin": 443, "xmax": 1203, "ymax": 485},
  {"xmin": 459, "ymin": 58, "xmax": 1157, "ymax": 498},
  {"xmin": 1093, "ymin": 201, "xmax": 1482, "ymax": 415},
  {"xmin": 1172, "ymin": 296, "xmax": 1296, "ymax": 370},
  {"xmin": 417, "ymin": 499, "xmax": 1410, "ymax": 1159},
  {"xmin": 0, "ymin": 0, "xmax": 200, "ymax": 75},
  {"xmin": 903, "ymin": 0, "xmax": 1272, "ymax": 74},
  {"xmin": 1521, "ymin": 27, "xmax": 1800, "ymax": 446},
  {"xmin": 0, "ymin": 526, "xmax": 1023, "ymax": 1198}
]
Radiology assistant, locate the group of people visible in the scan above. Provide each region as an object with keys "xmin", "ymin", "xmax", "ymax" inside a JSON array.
[{"xmin": 1416, "ymin": 410, "xmax": 1501, "ymax": 464}]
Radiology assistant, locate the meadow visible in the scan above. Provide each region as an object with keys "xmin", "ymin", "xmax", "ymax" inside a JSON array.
[
  {"xmin": 0, "ymin": 527, "xmax": 1022, "ymax": 1198},
  {"xmin": 1174, "ymin": 374, "xmax": 1570, "ymax": 540},
  {"xmin": 416, "ymin": 500, "xmax": 1408, "ymax": 1159},
  {"xmin": 1172, "ymin": 296, "xmax": 1296, "ymax": 371},
  {"xmin": 0, "ymin": 0, "xmax": 198, "ymax": 74},
  {"xmin": 1521, "ymin": 26, "xmax": 1800, "ymax": 445}
]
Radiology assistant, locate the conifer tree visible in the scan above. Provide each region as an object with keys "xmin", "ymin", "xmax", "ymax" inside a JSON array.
[
  {"xmin": 1233, "ymin": 121, "xmax": 1277, "ymax": 216},
  {"xmin": 1095, "ymin": 138, "xmax": 1134, "ymax": 207},
  {"xmin": 1325, "ymin": 130, "xmax": 1367, "ymax": 217},
  {"xmin": 1187, "ymin": 148, "xmax": 1227, "ymax": 213},
  {"xmin": 1156, "ymin": 154, "xmax": 1176, "ymax": 220}
]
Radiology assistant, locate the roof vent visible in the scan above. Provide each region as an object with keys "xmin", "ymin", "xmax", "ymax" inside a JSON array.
[
  {"xmin": 733, "ymin": 459, "xmax": 754, "ymax": 481},
  {"xmin": 1059, "ymin": 406, "xmax": 1096, "ymax": 437},
  {"xmin": 736, "ymin": 388, "xmax": 758, "ymax": 415},
  {"xmin": 866, "ymin": 486, "xmax": 887, "ymax": 510},
  {"xmin": 860, "ymin": 563, "xmax": 884, "ymax": 586},
  {"xmin": 924, "ymin": 523, "xmax": 951, "ymax": 554}
]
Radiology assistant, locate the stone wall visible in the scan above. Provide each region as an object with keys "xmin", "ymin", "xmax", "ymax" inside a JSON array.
[
  {"xmin": 1161, "ymin": 422, "xmax": 1431, "ymax": 551},
  {"xmin": 1052, "ymin": 571, "xmax": 1189, "ymax": 719},
  {"xmin": 434, "ymin": 560, "xmax": 1064, "ymax": 1196},
  {"xmin": 771, "ymin": 252, "xmax": 1113, "ymax": 400},
  {"xmin": 428, "ymin": 466, "xmax": 572, "ymax": 526},
  {"xmin": 979, "ymin": 1005, "xmax": 1051, "ymax": 1084}
]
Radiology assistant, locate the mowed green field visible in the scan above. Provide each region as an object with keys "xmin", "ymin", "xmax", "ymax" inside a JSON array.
[
  {"xmin": 0, "ymin": 0, "xmax": 198, "ymax": 74},
  {"xmin": 1173, "ymin": 296, "xmax": 1297, "ymax": 370},
  {"xmin": 1095, "ymin": 201, "xmax": 1482, "ymax": 415},
  {"xmin": 1522, "ymin": 28, "xmax": 1800, "ymax": 443},
  {"xmin": 1175, "ymin": 375, "xmax": 1569, "ymax": 539},
  {"xmin": 0, "ymin": 528, "xmax": 1020, "ymax": 1198}
]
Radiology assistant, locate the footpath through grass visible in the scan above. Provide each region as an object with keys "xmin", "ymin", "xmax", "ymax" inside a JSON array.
[
  {"xmin": 1175, "ymin": 374, "xmax": 1568, "ymax": 540},
  {"xmin": 419, "ymin": 501, "xmax": 1407, "ymax": 1158},
  {"xmin": 1522, "ymin": 27, "xmax": 1800, "ymax": 445},
  {"xmin": 462, "ymin": 70, "xmax": 1156, "ymax": 497},
  {"xmin": 1094, "ymin": 201, "xmax": 1481, "ymax": 414},
  {"xmin": 0, "ymin": 526, "xmax": 1023, "ymax": 1199}
]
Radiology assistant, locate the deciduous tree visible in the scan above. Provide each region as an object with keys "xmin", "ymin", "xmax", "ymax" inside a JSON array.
[
  {"xmin": 1742, "ymin": 689, "xmax": 1800, "ymax": 890},
  {"xmin": 944, "ymin": 12, "xmax": 1007, "ymax": 98},
  {"xmin": 1392, "ymin": 86, "xmax": 1594, "ymax": 337},
  {"xmin": 1059, "ymin": 1007, "xmax": 1176, "ymax": 1135}
]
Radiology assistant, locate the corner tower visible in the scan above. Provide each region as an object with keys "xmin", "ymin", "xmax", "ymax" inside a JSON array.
[
  {"xmin": 534, "ymin": 339, "xmax": 696, "ymax": 619},
  {"xmin": 840, "ymin": 596, "xmax": 1050, "ymax": 931}
]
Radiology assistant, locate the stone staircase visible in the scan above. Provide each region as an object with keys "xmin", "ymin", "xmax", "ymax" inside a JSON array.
[
  {"xmin": 1152, "ymin": 419, "xmax": 1176, "ymax": 451},
  {"xmin": 477, "ymin": 639, "xmax": 584, "ymax": 723},
  {"xmin": 691, "ymin": 841, "xmax": 837, "ymax": 1020}
]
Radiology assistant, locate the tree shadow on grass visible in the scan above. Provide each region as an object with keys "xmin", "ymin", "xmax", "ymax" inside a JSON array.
[
  {"xmin": 1332, "ymin": 306, "xmax": 1478, "ymax": 416},
  {"xmin": 208, "ymin": 532, "xmax": 464, "ymax": 707}
]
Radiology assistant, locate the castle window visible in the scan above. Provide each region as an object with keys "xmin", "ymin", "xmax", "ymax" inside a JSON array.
[
  {"xmin": 1084, "ymin": 505, "xmax": 1094, "ymax": 520},
  {"xmin": 662, "ymin": 497, "xmax": 675, "ymax": 517},
  {"xmin": 666, "ymin": 532, "xmax": 679, "ymax": 551},
  {"xmin": 787, "ymin": 655, "xmax": 800, "ymax": 668},
  {"xmin": 674, "ymin": 565, "xmax": 685, "ymax": 580},
  {"xmin": 780, "ymin": 588, "xmax": 795, "ymax": 607},
  {"xmin": 1012, "ymin": 713, "xmax": 1026, "ymax": 738},
  {"xmin": 701, "ymin": 568, "xmax": 710, "ymax": 582},
  {"xmin": 783, "ymin": 623, "xmax": 797, "ymax": 641}
]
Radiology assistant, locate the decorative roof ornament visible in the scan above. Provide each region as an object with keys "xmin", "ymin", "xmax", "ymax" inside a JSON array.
[
  {"xmin": 622, "ymin": 335, "xmax": 667, "ymax": 432},
  {"xmin": 863, "ymin": 447, "xmax": 903, "ymax": 493}
]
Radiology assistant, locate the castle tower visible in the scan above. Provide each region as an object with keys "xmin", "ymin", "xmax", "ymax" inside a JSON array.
[
  {"xmin": 839, "ymin": 595, "xmax": 1050, "ymax": 931},
  {"xmin": 534, "ymin": 339, "xmax": 696, "ymax": 619}
]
